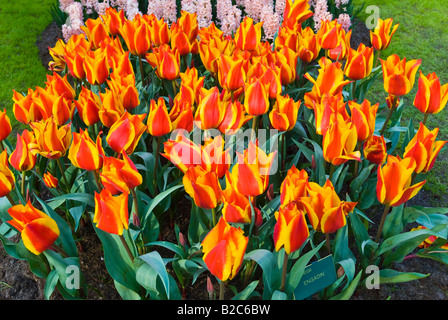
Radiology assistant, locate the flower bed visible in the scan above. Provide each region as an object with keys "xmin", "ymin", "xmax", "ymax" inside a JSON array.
[{"xmin": 1, "ymin": 0, "xmax": 448, "ymax": 301}]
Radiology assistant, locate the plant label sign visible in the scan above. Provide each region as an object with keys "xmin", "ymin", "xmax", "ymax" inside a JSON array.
[{"xmin": 294, "ymin": 255, "xmax": 337, "ymax": 300}]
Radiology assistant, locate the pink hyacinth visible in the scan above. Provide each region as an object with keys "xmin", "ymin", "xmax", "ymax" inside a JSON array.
[
  {"xmin": 147, "ymin": 0, "xmax": 164, "ymax": 19},
  {"xmin": 337, "ymin": 13, "xmax": 351, "ymax": 32},
  {"xmin": 197, "ymin": 0, "xmax": 213, "ymax": 29},
  {"xmin": 260, "ymin": 4, "xmax": 280, "ymax": 40},
  {"xmin": 163, "ymin": 0, "xmax": 178, "ymax": 24}
]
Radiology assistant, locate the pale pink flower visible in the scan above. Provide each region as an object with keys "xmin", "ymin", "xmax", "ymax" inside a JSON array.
[
  {"xmin": 337, "ymin": 13, "xmax": 351, "ymax": 32},
  {"xmin": 197, "ymin": 0, "xmax": 212, "ymax": 29},
  {"xmin": 147, "ymin": 0, "xmax": 164, "ymax": 19},
  {"xmin": 59, "ymin": 0, "xmax": 75, "ymax": 12},
  {"xmin": 221, "ymin": 5, "xmax": 242, "ymax": 36},
  {"xmin": 163, "ymin": 0, "xmax": 178, "ymax": 24},
  {"xmin": 260, "ymin": 4, "xmax": 280, "ymax": 40},
  {"xmin": 126, "ymin": 0, "xmax": 142, "ymax": 20}
]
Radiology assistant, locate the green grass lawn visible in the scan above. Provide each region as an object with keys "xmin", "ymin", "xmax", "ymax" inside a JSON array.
[
  {"xmin": 0, "ymin": 0, "xmax": 56, "ymax": 132},
  {"xmin": 355, "ymin": 0, "xmax": 448, "ymax": 206}
]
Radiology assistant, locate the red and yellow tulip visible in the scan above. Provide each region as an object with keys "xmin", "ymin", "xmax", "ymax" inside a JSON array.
[
  {"xmin": 0, "ymin": 149, "xmax": 15, "ymax": 197},
  {"xmin": 234, "ymin": 17, "xmax": 262, "ymax": 52},
  {"xmin": 74, "ymin": 86, "xmax": 102, "ymax": 126},
  {"xmin": 93, "ymin": 188, "xmax": 129, "ymax": 235},
  {"xmin": 106, "ymin": 111, "xmax": 147, "ymax": 155},
  {"xmin": 280, "ymin": 165, "xmax": 309, "ymax": 208},
  {"xmin": 363, "ymin": 135, "xmax": 387, "ymax": 165},
  {"xmin": 0, "ymin": 109, "xmax": 12, "ymax": 142},
  {"xmin": 146, "ymin": 44, "xmax": 180, "ymax": 80},
  {"xmin": 7, "ymin": 201, "xmax": 60, "ymax": 255},
  {"xmin": 244, "ymin": 79, "xmax": 269, "ymax": 116},
  {"xmin": 43, "ymin": 172, "xmax": 58, "ymax": 189},
  {"xmin": 380, "ymin": 54, "xmax": 421, "ymax": 96},
  {"xmin": 269, "ymin": 94, "xmax": 301, "ymax": 132},
  {"xmin": 147, "ymin": 97, "xmax": 173, "ymax": 137},
  {"xmin": 119, "ymin": 16, "xmax": 152, "ymax": 56},
  {"xmin": 322, "ymin": 120, "xmax": 361, "ymax": 166},
  {"xmin": 68, "ymin": 129, "xmax": 103, "ymax": 171},
  {"xmin": 344, "ymin": 43, "xmax": 374, "ymax": 80},
  {"xmin": 9, "ymin": 130, "xmax": 36, "ymax": 172},
  {"xmin": 100, "ymin": 152, "xmax": 143, "ymax": 195},
  {"xmin": 282, "ymin": 0, "xmax": 313, "ymax": 28},
  {"xmin": 29, "ymin": 117, "xmax": 72, "ymax": 160},
  {"xmin": 194, "ymin": 87, "xmax": 226, "ymax": 130},
  {"xmin": 348, "ymin": 99, "xmax": 379, "ymax": 142},
  {"xmin": 370, "ymin": 18, "xmax": 399, "ymax": 51},
  {"xmin": 413, "ymin": 71, "xmax": 448, "ymax": 115},
  {"xmin": 201, "ymin": 217, "xmax": 248, "ymax": 281},
  {"xmin": 183, "ymin": 165, "xmax": 222, "ymax": 210}
]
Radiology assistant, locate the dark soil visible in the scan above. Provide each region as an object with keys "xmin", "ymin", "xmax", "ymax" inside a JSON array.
[{"xmin": 1, "ymin": 19, "xmax": 447, "ymax": 301}]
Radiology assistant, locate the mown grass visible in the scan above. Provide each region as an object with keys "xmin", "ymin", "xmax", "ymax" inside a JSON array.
[
  {"xmin": 355, "ymin": 0, "xmax": 448, "ymax": 206},
  {"xmin": 0, "ymin": 0, "xmax": 56, "ymax": 132}
]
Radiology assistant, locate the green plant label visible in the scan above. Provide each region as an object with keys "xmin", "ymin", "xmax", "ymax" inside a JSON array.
[{"xmin": 294, "ymin": 255, "xmax": 337, "ymax": 300}]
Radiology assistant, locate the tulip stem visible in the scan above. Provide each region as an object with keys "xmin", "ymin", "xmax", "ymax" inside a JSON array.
[
  {"xmin": 422, "ymin": 113, "xmax": 429, "ymax": 127},
  {"xmin": 21, "ymin": 171, "xmax": 26, "ymax": 201},
  {"xmin": 138, "ymin": 55, "xmax": 145, "ymax": 86},
  {"xmin": 374, "ymin": 50, "xmax": 381, "ymax": 69},
  {"xmin": 131, "ymin": 188, "xmax": 140, "ymax": 221},
  {"xmin": 251, "ymin": 116, "xmax": 258, "ymax": 142},
  {"xmin": 375, "ymin": 205, "xmax": 391, "ymax": 243},
  {"xmin": 280, "ymin": 251, "xmax": 289, "ymax": 292},
  {"xmin": 6, "ymin": 194, "xmax": 16, "ymax": 207},
  {"xmin": 93, "ymin": 169, "xmax": 102, "ymax": 192},
  {"xmin": 211, "ymin": 207, "xmax": 217, "ymax": 227},
  {"xmin": 379, "ymin": 96, "xmax": 397, "ymax": 136},
  {"xmin": 219, "ymin": 280, "xmax": 226, "ymax": 300},
  {"xmin": 325, "ymin": 233, "xmax": 331, "ymax": 254},
  {"xmin": 56, "ymin": 158, "xmax": 70, "ymax": 193},
  {"xmin": 119, "ymin": 234, "xmax": 135, "ymax": 263},
  {"xmin": 153, "ymin": 136, "xmax": 162, "ymax": 195}
]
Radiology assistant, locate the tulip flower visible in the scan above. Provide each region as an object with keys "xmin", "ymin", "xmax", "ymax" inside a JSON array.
[
  {"xmin": 317, "ymin": 19, "xmax": 343, "ymax": 51},
  {"xmin": 63, "ymin": 34, "xmax": 91, "ymax": 79},
  {"xmin": 81, "ymin": 16, "xmax": 110, "ymax": 49},
  {"xmin": 376, "ymin": 155, "xmax": 426, "ymax": 207},
  {"xmin": 29, "ymin": 117, "xmax": 72, "ymax": 160},
  {"xmin": 0, "ymin": 109, "xmax": 12, "ymax": 142},
  {"xmin": 100, "ymin": 152, "xmax": 143, "ymax": 195},
  {"xmin": 102, "ymin": 7, "xmax": 125, "ymax": 37},
  {"xmin": 230, "ymin": 141, "xmax": 276, "ymax": 197},
  {"xmin": 0, "ymin": 149, "xmax": 15, "ymax": 197},
  {"xmin": 274, "ymin": 46, "xmax": 300, "ymax": 85},
  {"xmin": 370, "ymin": 18, "xmax": 399, "ymax": 51},
  {"xmin": 322, "ymin": 120, "xmax": 361, "ymax": 166},
  {"xmin": 344, "ymin": 43, "xmax": 374, "ymax": 80},
  {"xmin": 179, "ymin": 67, "xmax": 205, "ymax": 105},
  {"xmin": 147, "ymin": 97, "xmax": 172, "ymax": 137},
  {"xmin": 199, "ymin": 36, "xmax": 235, "ymax": 74},
  {"xmin": 93, "ymin": 188, "xmax": 129, "ymax": 235},
  {"xmin": 119, "ymin": 16, "xmax": 151, "ymax": 56},
  {"xmin": 202, "ymin": 135, "xmax": 232, "ymax": 179},
  {"xmin": 177, "ymin": 10, "xmax": 199, "ymax": 43},
  {"xmin": 298, "ymin": 26, "xmax": 321, "ymax": 63},
  {"xmin": 144, "ymin": 14, "xmax": 171, "ymax": 47},
  {"xmin": 300, "ymin": 180, "xmax": 357, "ymax": 234},
  {"xmin": 74, "ymin": 86, "xmax": 102, "ymax": 126},
  {"xmin": 218, "ymin": 100, "xmax": 253, "ymax": 135},
  {"xmin": 7, "ymin": 201, "xmax": 60, "ymax": 255},
  {"xmin": 107, "ymin": 73, "xmax": 140, "ymax": 110},
  {"xmin": 234, "ymin": 17, "xmax": 263, "ymax": 52},
  {"xmin": 170, "ymin": 21, "xmax": 198, "ymax": 56},
  {"xmin": 12, "ymin": 89, "xmax": 44, "ymax": 124},
  {"xmin": 222, "ymin": 172, "xmax": 262, "ymax": 225},
  {"xmin": 363, "ymin": 135, "xmax": 387, "ymax": 165},
  {"xmin": 194, "ymin": 87, "xmax": 226, "ymax": 130},
  {"xmin": 106, "ymin": 111, "xmax": 147, "ymax": 155},
  {"xmin": 146, "ymin": 44, "xmax": 180, "ymax": 80},
  {"xmin": 217, "ymin": 54, "xmax": 247, "ymax": 93},
  {"xmin": 403, "ymin": 122, "xmax": 447, "ymax": 174},
  {"xmin": 244, "ymin": 79, "xmax": 270, "ymax": 116},
  {"xmin": 68, "ymin": 129, "xmax": 103, "ymax": 171},
  {"xmin": 201, "ymin": 217, "xmax": 248, "ymax": 282},
  {"xmin": 45, "ymin": 72, "xmax": 75, "ymax": 101},
  {"xmin": 269, "ymin": 94, "xmax": 301, "ymax": 132},
  {"xmin": 411, "ymin": 226, "xmax": 448, "ymax": 250},
  {"xmin": 9, "ymin": 130, "xmax": 36, "ymax": 172},
  {"xmin": 326, "ymin": 29, "xmax": 352, "ymax": 62},
  {"xmin": 348, "ymin": 99, "xmax": 379, "ymax": 142},
  {"xmin": 282, "ymin": 0, "xmax": 313, "ymax": 28},
  {"xmin": 83, "ymin": 49, "xmax": 110, "ymax": 86},
  {"xmin": 275, "ymin": 24, "xmax": 301, "ymax": 52},
  {"xmin": 169, "ymin": 98, "xmax": 194, "ymax": 132},
  {"xmin": 48, "ymin": 39, "xmax": 66, "ymax": 72},
  {"xmin": 43, "ymin": 172, "xmax": 58, "ymax": 189},
  {"xmin": 313, "ymin": 92, "xmax": 349, "ymax": 136},
  {"xmin": 183, "ymin": 165, "xmax": 222, "ymax": 210},
  {"xmin": 380, "ymin": 54, "xmax": 421, "ymax": 96},
  {"xmin": 161, "ymin": 133, "xmax": 204, "ymax": 173},
  {"xmin": 99, "ymin": 88, "xmax": 127, "ymax": 128},
  {"xmin": 273, "ymin": 201, "xmax": 309, "ymax": 254},
  {"xmin": 280, "ymin": 165, "xmax": 309, "ymax": 208},
  {"xmin": 413, "ymin": 71, "xmax": 448, "ymax": 116},
  {"xmin": 304, "ymin": 57, "xmax": 352, "ymax": 109}
]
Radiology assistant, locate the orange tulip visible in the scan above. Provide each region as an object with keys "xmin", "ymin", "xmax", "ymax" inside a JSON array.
[
  {"xmin": 29, "ymin": 117, "xmax": 72, "ymax": 160},
  {"xmin": 146, "ymin": 44, "xmax": 180, "ymax": 80},
  {"xmin": 326, "ymin": 29, "xmax": 351, "ymax": 61},
  {"xmin": 12, "ymin": 88, "xmax": 45, "ymax": 124},
  {"xmin": 202, "ymin": 135, "xmax": 231, "ymax": 179},
  {"xmin": 63, "ymin": 34, "xmax": 91, "ymax": 79},
  {"xmin": 183, "ymin": 165, "xmax": 222, "ymax": 210},
  {"xmin": 107, "ymin": 72, "xmax": 140, "ymax": 110},
  {"xmin": 244, "ymin": 79, "xmax": 269, "ymax": 116},
  {"xmin": 370, "ymin": 18, "xmax": 399, "ymax": 51},
  {"xmin": 161, "ymin": 133, "xmax": 204, "ymax": 173},
  {"xmin": 93, "ymin": 188, "xmax": 129, "ymax": 235},
  {"xmin": 222, "ymin": 171, "xmax": 262, "ymax": 225},
  {"xmin": 7, "ymin": 201, "xmax": 60, "ymax": 255},
  {"xmin": 275, "ymin": 24, "xmax": 301, "ymax": 52},
  {"xmin": 274, "ymin": 46, "xmax": 299, "ymax": 85},
  {"xmin": 177, "ymin": 10, "xmax": 199, "ymax": 43},
  {"xmin": 234, "ymin": 17, "xmax": 263, "ymax": 52},
  {"xmin": 201, "ymin": 217, "xmax": 248, "ymax": 281},
  {"xmin": 344, "ymin": 43, "xmax": 374, "ymax": 80},
  {"xmin": 218, "ymin": 100, "xmax": 253, "ymax": 135},
  {"xmin": 403, "ymin": 122, "xmax": 447, "ymax": 174},
  {"xmin": 322, "ymin": 120, "xmax": 361, "ymax": 166},
  {"xmin": 170, "ymin": 21, "xmax": 198, "ymax": 56},
  {"xmin": 81, "ymin": 17, "xmax": 110, "ymax": 49},
  {"xmin": 194, "ymin": 87, "xmax": 226, "ymax": 130},
  {"xmin": 144, "ymin": 14, "xmax": 171, "ymax": 47},
  {"xmin": 298, "ymin": 26, "xmax": 321, "ymax": 63},
  {"xmin": 376, "ymin": 155, "xmax": 425, "ymax": 207},
  {"xmin": 106, "ymin": 111, "xmax": 147, "ymax": 155},
  {"xmin": 304, "ymin": 57, "xmax": 352, "ymax": 109},
  {"xmin": 0, "ymin": 109, "xmax": 12, "ymax": 142},
  {"xmin": 169, "ymin": 98, "xmax": 194, "ymax": 132},
  {"xmin": 74, "ymin": 86, "xmax": 102, "ymax": 126},
  {"xmin": 102, "ymin": 7, "xmax": 125, "ymax": 37},
  {"xmin": 99, "ymin": 88, "xmax": 127, "ymax": 127},
  {"xmin": 230, "ymin": 141, "xmax": 276, "ymax": 197},
  {"xmin": 282, "ymin": 0, "xmax": 313, "ymax": 27},
  {"xmin": 119, "ymin": 16, "xmax": 151, "ymax": 56},
  {"xmin": 147, "ymin": 97, "xmax": 172, "ymax": 137},
  {"xmin": 43, "ymin": 172, "xmax": 58, "ymax": 189},
  {"xmin": 273, "ymin": 201, "xmax": 309, "ymax": 254},
  {"xmin": 411, "ymin": 226, "xmax": 448, "ymax": 250},
  {"xmin": 317, "ymin": 19, "xmax": 342, "ymax": 51},
  {"xmin": 269, "ymin": 94, "xmax": 301, "ymax": 132},
  {"xmin": 413, "ymin": 71, "xmax": 448, "ymax": 115},
  {"xmin": 348, "ymin": 99, "xmax": 379, "ymax": 142},
  {"xmin": 9, "ymin": 130, "xmax": 36, "ymax": 172},
  {"xmin": 280, "ymin": 165, "xmax": 309, "ymax": 208},
  {"xmin": 48, "ymin": 39, "xmax": 66, "ymax": 72},
  {"xmin": 68, "ymin": 130, "xmax": 103, "ymax": 171},
  {"xmin": 380, "ymin": 54, "xmax": 421, "ymax": 96},
  {"xmin": 45, "ymin": 72, "xmax": 75, "ymax": 101},
  {"xmin": 300, "ymin": 180, "xmax": 357, "ymax": 234},
  {"xmin": 100, "ymin": 152, "xmax": 143, "ymax": 195},
  {"xmin": 313, "ymin": 92, "xmax": 349, "ymax": 136},
  {"xmin": 199, "ymin": 36, "xmax": 234, "ymax": 74},
  {"xmin": 0, "ymin": 149, "xmax": 15, "ymax": 197},
  {"xmin": 363, "ymin": 134, "xmax": 387, "ymax": 165},
  {"xmin": 217, "ymin": 54, "xmax": 247, "ymax": 93},
  {"xmin": 83, "ymin": 49, "xmax": 110, "ymax": 86}
]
